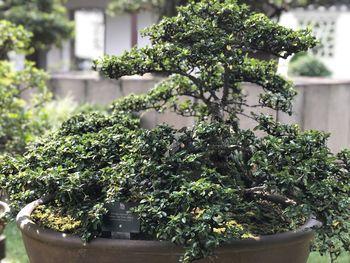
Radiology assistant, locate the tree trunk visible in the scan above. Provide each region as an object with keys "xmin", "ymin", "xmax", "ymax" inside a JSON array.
[
  {"xmin": 26, "ymin": 49, "xmax": 48, "ymax": 69},
  {"xmin": 0, "ymin": 53, "xmax": 8, "ymax": 61}
]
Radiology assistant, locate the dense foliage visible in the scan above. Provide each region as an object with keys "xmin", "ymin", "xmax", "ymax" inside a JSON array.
[
  {"xmin": 0, "ymin": 60, "xmax": 51, "ymax": 154},
  {"xmin": 0, "ymin": 0, "xmax": 74, "ymax": 63},
  {"xmin": 1, "ymin": 1, "xmax": 349, "ymax": 263},
  {"xmin": 289, "ymin": 52, "xmax": 332, "ymax": 77},
  {"xmin": 0, "ymin": 20, "xmax": 32, "ymax": 59},
  {"xmin": 0, "ymin": 21, "xmax": 51, "ymax": 154}
]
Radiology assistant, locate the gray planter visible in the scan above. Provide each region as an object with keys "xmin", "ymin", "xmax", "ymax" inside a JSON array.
[{"xmin": 17, "ymin": 198, "xmax": 321, "ymax": 263}]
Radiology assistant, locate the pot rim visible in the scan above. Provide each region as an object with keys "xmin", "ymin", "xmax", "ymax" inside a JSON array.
[
  {"xmin": 17, "ymin": 198, "xmax": 322, "ymax": 251},
  {"xmin": 0, "ymin": 201, "xmax": 10, "ymax": 218}
]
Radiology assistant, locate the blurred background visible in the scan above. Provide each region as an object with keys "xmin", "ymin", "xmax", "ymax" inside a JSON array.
[
  {"xmin": 6, "ymin": 0, "xmax": 347, "ymax": 77},
  {"xmin": 7, "ymin": 1, "xmax": 347, "ymax": 76}
]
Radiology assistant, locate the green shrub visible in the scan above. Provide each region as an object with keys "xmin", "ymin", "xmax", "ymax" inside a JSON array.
[
  {"xmin": 0, "ymin": 20, "xmax": 32, "ymax": 59},
  {"xmin": 0, "ymin": 60, "xmax": 51, "ymax": 154},
  {"xmin": 37, "ymin": 96, "xmax": 79, "ymax": 130},
  {"xmin": 36, "ymin": 96, "xmax": 105, "ymax": 132},
  {"xmin": 0, "ymin": 21, "xmax": 83, "ymax": 155},
  {"xmin": 0, "ymin": 0, "xmax": 74, "ymax": 51},
  {"xmin": 1, "ymin": 1, "xmax": 349, "ymax": 263},
  {"xmin": 289, "ymin": 52, "xmax": 332, "ymax": 77},
  {"xmin": 0, "ymin": 20, "xmax": 52, "ymax": 155}
]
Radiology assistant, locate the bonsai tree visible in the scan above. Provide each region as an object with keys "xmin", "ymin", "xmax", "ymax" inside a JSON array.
[
  {"xmin": 1, "ymin": 1, "xmax": 349, "ymax": 263},
  {"xmin": 0, "ymin": 0, "xmax": 74, "ymax": 67},
  {"xmin": 0, "ymin": 20, "xmax": 52, "ymax": 154}
]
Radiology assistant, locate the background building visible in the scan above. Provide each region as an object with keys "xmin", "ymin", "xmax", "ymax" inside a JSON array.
[
  {"xmin": 42, "ymin": 1, "xmax": 350, "ymax": 80},
  {"xmin": 46, "ymin": 0, "xmax": 155, "ymax": 73},
  {"xmin": 280, "ymin": 3, "xmax": 350, "ymax": 79}
]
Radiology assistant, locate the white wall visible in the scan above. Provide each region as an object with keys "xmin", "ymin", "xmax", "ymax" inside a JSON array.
[
  {"xmin": 105, "ymin": 14, "xmax": 131, "ymax": 56},
  {"xmin": 105, "ymin": 11, "xmax": 154, "ymax": 56},
  {"xmin": 137, "ymin": 11, "xmax": 157, "ymax": 48},
  {"xmin": 332, "ymin": 12, "xmax": 350, "ymax": 79},
  {"xmin": 278, "ymin": 13, "xmax": 299, "ymax": 76},
  {"xmin": 281, "ymin": 8, "xmax": 350, "ymax": 79},
  {"xmin": 47, "ymin": 41, "xmax": 71, "ymax": 73},
  {"xmin": 75, "ymin": 10, "xmax": 105, "ymax": 60}
]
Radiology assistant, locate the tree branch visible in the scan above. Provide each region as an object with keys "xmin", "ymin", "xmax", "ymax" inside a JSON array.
[
  {"xmin": 221, "ymin": 66, "xmax": 230, "ymax": 106},
  {"xmin": 244, "ymin": 187, "xmax": 297, "ymax": 207},
  {"xmin": 236, "ymin": 111, "xmax": 256, "ymax": 121}
]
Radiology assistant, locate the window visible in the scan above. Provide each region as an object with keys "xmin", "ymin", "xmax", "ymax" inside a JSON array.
[
  {"xmin": 75, "ymin": 10, "xmax": 105, "ymax": 70},
  {"xmin": 297, "ymin": 11, "xmax": 337, "ymax": 58}
]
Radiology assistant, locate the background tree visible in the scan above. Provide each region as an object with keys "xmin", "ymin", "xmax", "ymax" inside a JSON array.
[
  {"xmin": 0, "ymin": 0, "xmax": 74, "ymax": 68},
  {"xmin": 0, "ymin": 20, "xmax": 51, "ymax": 154},
  {"xmin": 108, "ymin": 0, "xmax": 187, "ymax": 19},
  {"xmin": 0, "ymin": 19, "xmax": 32, "ymax": 60},
  {"xmin": 108, "ymin": 0, "xmax": 337, "ymax": 20}
]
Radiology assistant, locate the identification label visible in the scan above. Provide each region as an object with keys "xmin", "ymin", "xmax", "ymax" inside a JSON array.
[{"xmin": 102, "ymin": 202, "xmax": 140, "ymax": 233}]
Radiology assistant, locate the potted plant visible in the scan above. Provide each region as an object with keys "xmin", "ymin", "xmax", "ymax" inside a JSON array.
[{"xmin": 1, "ymin": 1, "xmax": 349, "ymax": 263}]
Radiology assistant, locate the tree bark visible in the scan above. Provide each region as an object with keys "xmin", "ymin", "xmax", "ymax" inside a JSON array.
[{"xmin": 244, "ymin": 187, "xmax": 297, "ymax": 207}]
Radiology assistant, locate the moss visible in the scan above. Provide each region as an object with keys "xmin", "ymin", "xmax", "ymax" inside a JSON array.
[
  {"xmin": 31, "ymin": 205, "xmax": 81, "ymax": 234},
  {"xmin": 32, "ymin": 200, "xmax": 305, "ymax": 238}
]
